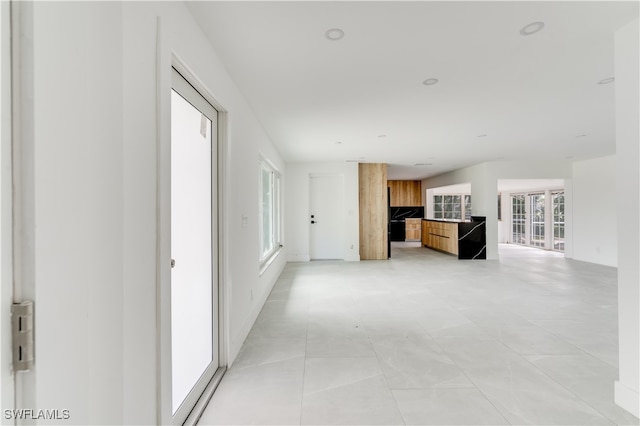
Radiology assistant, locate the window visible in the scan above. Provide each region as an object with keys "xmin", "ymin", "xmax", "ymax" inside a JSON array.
[
  {"xmin": 259, "ymin": 158, "xmax": 281, "ymax": 264},
  {"xmin": 433, "ymin": 194, "xmax": 471, "ymax": 220},
  {"xmin": 464, "ymin": 195, "xmax": 472, "ymax": 221}
]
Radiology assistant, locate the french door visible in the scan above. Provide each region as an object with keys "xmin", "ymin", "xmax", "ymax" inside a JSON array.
[
  {"xmin": 511, "ymin": 191, "xmax": 564, "ymax": 252},
  {"xmin": 529, "ymin": 193, "xmax": 545, "ymax": 248},
  {"xmin": 511, "ymin": 194, "xmax": 526, "ymax": 245},
  {"xmin": 170, "ymin": 68, "xmax": 220, "ymax": 424},
  {"xmin": 552, "ymin": 191, "xmax": 565, "ymax": 251}
]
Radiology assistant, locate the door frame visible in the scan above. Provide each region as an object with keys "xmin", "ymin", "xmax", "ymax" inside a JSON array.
[
  {"xmin": 157, "ymin": 45, "xmax": 229, "ymax": 424},
  {"xmin": 169, "ymin": 67, "xmax": 220, "ymax": 423},
  {"xmin": 1, "ymin": 0, "xmax": 15, "ymax": 413}
]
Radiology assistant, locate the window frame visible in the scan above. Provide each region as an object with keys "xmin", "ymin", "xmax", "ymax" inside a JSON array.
[
  {"xmin": 433, "ymin": 193, "xmax": 472, "ymax": 221},
  {"xmin": 258, "ymin": 156, "xmax": 282, "ymax": 270}
]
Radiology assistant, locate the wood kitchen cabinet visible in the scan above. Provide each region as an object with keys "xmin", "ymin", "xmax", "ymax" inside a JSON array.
[
  {"xmin": 421, "ymin": 219, "xmax": 459, "ymax": 255},
  {"xmin": 405, "ymin": 218, "xmax": 422, "ymax": 241},
  {"xmin": 388, "ymin": 180, "xmax": 422, "ymax": 206}
]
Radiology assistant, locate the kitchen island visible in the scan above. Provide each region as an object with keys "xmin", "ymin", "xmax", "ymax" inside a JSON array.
[{"xmin": 421, "ymin": 218, "xmax": 486, "ymax": 259}]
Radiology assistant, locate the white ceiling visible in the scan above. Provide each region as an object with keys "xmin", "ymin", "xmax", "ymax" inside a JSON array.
[{"xmin": 187, "ymin": 1, "xmax": 638, "ymax": 180}]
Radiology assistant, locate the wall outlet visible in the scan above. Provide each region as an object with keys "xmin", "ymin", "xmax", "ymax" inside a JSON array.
[{"xmin": 350, "ymin": 244, "xmax": 354, "ymax": 249}]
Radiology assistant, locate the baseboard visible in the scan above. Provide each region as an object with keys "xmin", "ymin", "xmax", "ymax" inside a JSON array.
[
  {"xmin": 287, "ymin": 254, "xmax": 310, "ymax": 262},
  {"xmin": 615, "ymin": 380, "xmax": 640, "ymax": 418},
  {"xmin": 228, "ymin": 259, "xmax": 286, "ymax": 366}
]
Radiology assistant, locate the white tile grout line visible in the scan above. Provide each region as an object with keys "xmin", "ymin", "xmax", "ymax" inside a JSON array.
[
  {"xmin": 357, "ymin": 297, "xmax": 408, "ymax": 426},
  {"xmin": 298, "ymin": 278, "xmax": 310, "ymax": 426}
]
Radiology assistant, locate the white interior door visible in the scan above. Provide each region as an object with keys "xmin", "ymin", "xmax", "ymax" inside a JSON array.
[
  {"xmin": 170, "ymin": 68, "xmax": 219, "ymax": 424},
  {"xmin": 310, "ymin": 175, "xmax": 344, "ymax": 260}
]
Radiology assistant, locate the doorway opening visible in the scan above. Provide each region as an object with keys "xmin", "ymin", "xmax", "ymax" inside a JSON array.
[{"xmin": 497, "ymin": 179, "xmax": 565, "ymax": 253}]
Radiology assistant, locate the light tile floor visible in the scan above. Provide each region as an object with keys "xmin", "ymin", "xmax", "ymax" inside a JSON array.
[{"xmin": 198, "ymin": 243, "xmax": 639, "ymax": 426}]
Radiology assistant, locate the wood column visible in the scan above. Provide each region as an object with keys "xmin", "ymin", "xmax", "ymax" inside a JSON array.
[{"xmin": 359, "ymin": 163, "xmax": 388, "ymax": 260}]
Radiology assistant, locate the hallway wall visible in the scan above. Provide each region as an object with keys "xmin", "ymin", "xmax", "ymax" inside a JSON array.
[
  {"xmin": 572, "ymin": 155, "xmax": 618, "ymax": 267},
  {"xmin": 614, "ymin": 17, "xmax": 639, "ymax": 418}
]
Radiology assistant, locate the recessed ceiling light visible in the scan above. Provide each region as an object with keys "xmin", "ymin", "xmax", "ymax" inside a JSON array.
[
  {"xmin": 325, "ymin": 28, "xmax": 345, "ymax": 41},
  {"xmin": 414, "ymin": 163, "xmax": 433, "ymax": 166},
  {"xmin": 566, "ymin": 156, "xmax": 574, "ymax": 159},
  {"xmin": 336, "ymin": 141, "xmax": 343, "ymax": 144},
  {"xmin": 520, "ymin": 21, "xmax": 545, "ymax": 36},
  {"xmin": 477, "ymin": 134, "xmax": 487, "ymax": 138},
  {"xmin": 378, "ymin": 134, "xmax": 387, "ymax": 138},
  {"xmin": 575, "ymin": 134, "xmax": 587, "ymax": 138},
  {"xmin": 422, "ymin": 78, "xmax": 439, "ymax": 86},
  {"xmin": 598, "ymin": 77, "xmax": 615, "ymax": 85}
]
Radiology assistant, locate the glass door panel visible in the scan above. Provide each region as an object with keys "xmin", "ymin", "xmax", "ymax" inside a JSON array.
[
  {"xmin": 530, "ymin": 193, "xmax": 545, "ymax": 248},
  {"xmin": 512, "ymin": 195, "xmax": 526, "ymax": 245},
  {"xmin": 553, "ymin": 191, "xmax": 565, "ymax": 251},
  {"xmin": 170, "ymin": 68, "xmax": 219, "ymax": 423}
]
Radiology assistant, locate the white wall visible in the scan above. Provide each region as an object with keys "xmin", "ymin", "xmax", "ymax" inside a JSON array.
[
  {"xmin": 286, "ymin": 162, "xmax": 360, "ymax": 262},
  {"xmin": 614, "ymin": 17, "xmax": 639, "ymax": 418},
  {"xmin": 15, "ymin": 2, "xmax": 286, "ymax": 424},
  {"xmin": 571, "ymin": 156, "xmax": 617, "ymax": 266},
  {"xmin": 422, "ymin": 160, "xmax": 572, "ymax": 259},
  {"xmin": 497, "ymin": 192, "xmax": 509, "ymax": 243},
  {"xmin": 17, "ymin": 3, "xmax": 125, "ymax": 423}
]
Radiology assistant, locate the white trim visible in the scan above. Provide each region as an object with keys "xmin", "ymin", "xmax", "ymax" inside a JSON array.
[
  {"xmin": 183, "ymin": 367, "xmax": 227, "ymax": 426},
  {"xmin": 156, "ymin": 16, "xmax": 171, "ymax": 426},
  {"xmin": 615, "ymin": 380, "xmax": 640, "ymax": 418},
  {"xmin": 259, "ymin": 245, "xmax": 283, "ymax": 276},
  {"xmin": 258, "ymin": 152, "xmax": 281, "ymax": 175},
  {"xmin": 287, "ymin": 254, "xmax": 311, "ymax": 262},
  {"xmin": 216, "ymin": 109, "xmax": 229, "ymax": 370},
  {"xmin": 432, "ymin": 193, "xmax": 471, "ymax": 221},
  {"xmin": 227, "ymin": 257, "xmax": 285, "ymax": 366},
  {"xmin": 10, "ymin": 0, "xmax": 36, "ymax": 412},
  {"xmin": 258, "ymin": 156, "xmax": 282, "ymax": 268},
  {"xmin": 1, "ymin": 0, "xmax": 15, "ymax": 413}
]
